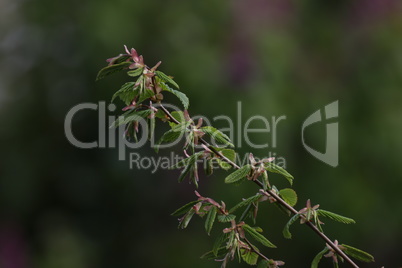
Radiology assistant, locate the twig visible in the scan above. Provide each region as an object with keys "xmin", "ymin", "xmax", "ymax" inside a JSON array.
[
  {"xmin": 158, "ymin": 102, "xmax": 359, "ymax": 268},
  {"xmin": 244, "ymin": 237, "xmax": 270, "ymax": 261}
]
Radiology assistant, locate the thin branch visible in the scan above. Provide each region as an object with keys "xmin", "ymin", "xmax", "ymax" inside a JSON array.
[
  {"xmin": 243, "ymin": 237, "xmax": 270, "ymax": 261},
  {"xmin": 157, "ymin": 103, "xmax": 359, "ymax": 268},
  {"xmin": 262, "ymin": 188, "xmax": 359, "ymax": 268}
]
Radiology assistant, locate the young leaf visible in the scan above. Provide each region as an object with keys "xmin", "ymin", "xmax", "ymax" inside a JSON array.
[
  {"xmin": 205, "ymin": 158, "xmax": 214, "ymax": 176},
  {"xmin": 205, "ymin": 206, "xmax": 217, "ymax": 235},
  {"xmin": 213, "ymin": 232, "xmax": 229, "ymax": 256},
  {"xmin": 124, "ymin": 121, "xmax": 137, "ymax": 141},
  {"xmin": 216, "ymin": 159, "xmax": 231, "ymax": 170},
  {"xmin": 283, "ymin": 213, "xmax": 300, "ymax": 239},
  {"xmin": 190, "ymin": 160, "xmax": 199, "ymax": 188},
  {"xmin": 261, "ymin": 171, "xmax": 269, "ymax": 190},
  {"xmin": 239, "ymin": 203, "xmax": 254, "ymax": 222},
  {"xmin": 201, "ymin": 247, "xmax": 227, "ymax": 260},
  {"xmin": 224, "ymin": 165, "xmax": 252, "ymax": 184},
  {"xmin": 171, "ymin": 200, "xmax": 199, "ymax": 216},
  {"xmin": 220, "ymin": 149, "xmax": 236, "ymax": 162},
  {"xmin": 155, "ymin": 124, "xmax": 187, "ymax": 150},
  {"xmin": 242, "ymin": 224, "xmax": 276, "ymax": 248},
  {"xmin": 257, "ymin": 260, "xmax": 269, "ymax": 268},
  {"xmin": 229, "ymin": 194, "xmax": 262, "ymax": 213},
  {"xmin": 114, "ymin": 76, "xmax": 143, "ymax": 105},
  {"xmin": 170, "ymin": 152, "xmax": 203, "ymax": 170},
  {"xmin": 170, "ymin": 111, "xmax": 185, "ymax": 124},
  {"xmin": 316, "ymin": 209, "xmax": 356, "ymax": 224},
  {"xmin": 138, "ymin": 88, "xmax": 155, "ymax": 103},
  {"xmin": 179, "ymin": 209, "xmax": 195, "ymax": 229},
  {"xmin": 156, "ymin": 70, "xmax": 180, "ymax": 89},
  {"xmin": 96, "ymin": 61, "xmax": 131, "ymax": 81},
  {"xmin": 264, "ymin": 163, "xmax": 294, "ymax": 185},
  {"xmin": 166, "ymin": 87, "xmax": 189, "ymax": 110},
  {"xmin": 217, "ymin": 214, "xmax": 236, "ymax": 223},
  {"xmin": 174, "ymin": 152, "xmax": 203, "ymax": 183},
  {"xmin": 106, "ymin": 54, "xmax": 131, "ymax": 65},
  {"xmin": 111, "ymin": 82, "xmax": 138, "ymax": 104},
  {"xmin": 110, "ymin": 109, "xmax": 152, "ymax": 128},
  {"xmin": 311, "ymin": 247, "xmax": 329, "ymax": 268},
  {"xmin": 279, "ymin": 188, "xmax": 298, "ymax": 207},
  {"xmin": 201, "ymin": 126, "xmax": 234, "ymax": 147},
  {"xmin": 216, "ymin": 149, "xmax": 237, "ymax": 170},
  {"xmin": 341, "ymin": 244, "xmax": 375, "ymax": 263},
  {"xmin": 178, "ymin": 162, "xmax": 193, "ymax": 183},
  {"xmin": 241, "ymin": 249, "xmax": 259, "ymax": 265},
  {"xmin": 127, "ymin": 67, "xmax": 143, "ymax": 77}
]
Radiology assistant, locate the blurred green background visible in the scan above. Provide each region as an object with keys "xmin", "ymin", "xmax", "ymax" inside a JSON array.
[{"xmin": 1, "ymin": 0, "xmax": 401, "ymax": 267}]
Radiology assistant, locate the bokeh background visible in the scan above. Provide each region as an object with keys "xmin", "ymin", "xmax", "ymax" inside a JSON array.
[{"xmin": 1, "ymin": 0, "xmax": 401, "ymax": 267}]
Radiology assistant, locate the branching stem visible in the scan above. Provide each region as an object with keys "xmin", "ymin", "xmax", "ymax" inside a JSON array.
[
  {"xmin": 158, "ymin": 102, "xmax": 359, "ymax": 268},
  {"xmin": 244, "ymin": 237, "xmax": 270, "ymax": 261}
]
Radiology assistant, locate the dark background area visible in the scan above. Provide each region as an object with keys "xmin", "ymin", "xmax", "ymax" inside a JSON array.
[{"xmin": 1, "ymin": 0, "xmax": 401, "ymax": 267}]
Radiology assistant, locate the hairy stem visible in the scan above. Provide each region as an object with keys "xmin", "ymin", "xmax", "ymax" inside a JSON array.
[{"xmin": 158, "ymin": 103, "xmax": 359, "ymax": 268}]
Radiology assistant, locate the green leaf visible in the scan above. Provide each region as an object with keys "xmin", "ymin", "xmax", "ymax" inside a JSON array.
[
  {"xmin": 127, "ymin": 67, "xmax": 143, "ymax": 77},
  {"xmin": 341, "ymin": 244, "xmax": 375, "ymax": 263},
  {"xmin": 279, "ymin": 188, "xmax": 298, "ymax": 207},
  {"xmin": 201, "ymin": 126, "xmax": 234, "ymax": 147},
  {"xmin": 242, "ymin": 224, "xmax": 276, "ymax": 248},
  {"xmin": 213, "ymin": 232, "xmax": 229, "ymax": 256},
  {"xmin": 220, "ymin": 149, "xmax": 236, "ymax": 162},
  {"xmin": 171, "ymin": 200, "xmax": 199, "ymax": 216},
  {"xmin": 241, "ymin": 249, "xmax": 259, "ymax": 265},
  {"xmin": 179, "ymin": 209, "xmax": 195, "ymax": 229},
  {"xmin": 155, "ymin": 124, "xmax": 187, "ymax": 151},
  {"xmin": 172, "ymin": 152, "xmax": 203, "ymax": 183},
  {"xmin": 106, "ymin": 54, "xmax": 131, "ymax": 65},
  {"xmin": 156, "ymin": 129, "xmax": 182, "ymax": 145},
  {"xmin": 111, "ymin": 82, "xmax": 138, "ymax": 105},
  {"xmin": 170, "ymin": 111, "xmax": 185, "ymax": 124},
  {"xmin": 261, "ymin": 171, "xmax": 269, "ymax": 190},
  {"xmin": 311, "ymin": 247, "xmax": 329, "ymax": 268},
  {"xmin": 205, "ymin": 207, "xmax": 217, "ymax": 235},
  {"xmin": 110, "ymin": 109, "xmax": 152, "ymax": 128},
  {"xmin": 239, "ymin": 203, "xmax": 254, "ymax": 222},
  {"xmin": 224, "ymin": 165, "xmax": 252, "ymax": 184},
  {"xmin": 178, "ymin": 162, "xmax": 193, "ymax": 183},
  {"xmin": 201, "ymin": 247, "xmax": 227, "ymax": 260},
  {"xmin": 205, "ymin": 158, "xmax": 214, "ymax": 176},
  {"xmin": 155, "ymin": 109, "xmax": 168, "ymax": 120},
  {"xmin": 216, "ymin": 149, "xmax": 237, "ymax": 170},
  {"xmin": 264, "ymin": 163, "xmax": 294, "ymax": 185},
  {"xmin": 316, "ymin": 210, "xmax": 356, "ymax": 224},
  {"xmin": 257, "ymin": 260, "xmax": 269, "ymax": 268},
  {"xmin": 124, "ymin": 121, "xmax": 137, "ymax": 141},
  {"xmin": 217, "ymin": 214, "xmax": 236, "ymax": 223},
  {"xmin": 138, "ymin": 88, "xmax": 155, "ymax": 103},
  {"xmin": 96, "ymin": 61, "xmax": 131, "ymax": 81},
  {"xmin": 156, "ymin": 70, "xmax": 180, "ymax": 89},
  {"xmin": 283, "ymin": 213, "xmax": 300, "ymax": 239},
  {"xmin": 165, "ymin": 86, "xmax": 189, "ymax": 109},
  {"xmin": 229, "ymin": 194, "xmax": 262, "ymax": 213},
  {"xmin": 170, "ymin": 152, "xmax": 203, "ymax": 170},
  {"xmin": 172, "ymin": 120, "xmax": 191, "ymax": 131},
  {"xmin": 216, "ymin": 159, "xmax": 231, "ymax": 170}
]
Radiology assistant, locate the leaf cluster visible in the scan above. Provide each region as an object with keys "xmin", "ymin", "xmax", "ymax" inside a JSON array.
[{"xmin": 97, "ymin": 46, "xmax": 375, "ymax": 268}]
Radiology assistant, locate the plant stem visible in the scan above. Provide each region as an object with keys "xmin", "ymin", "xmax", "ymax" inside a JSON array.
[
  {"xmin": 158, "ymin": 103, "xmax": 359, "ymax": 268},
  {"xmin": 244, "ymin": 237, "xmax": 270, "ymax": 261}
]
